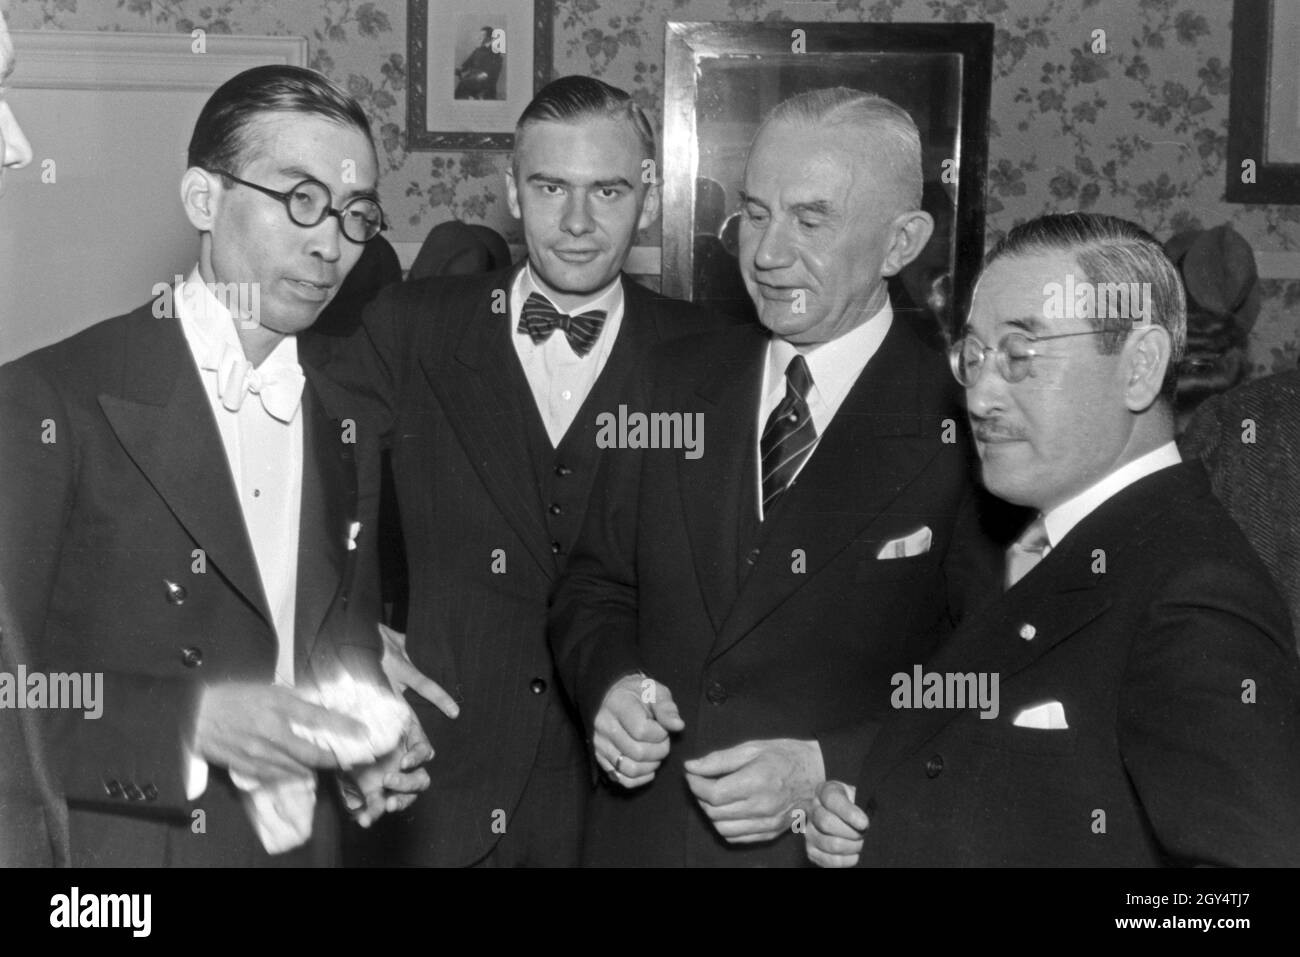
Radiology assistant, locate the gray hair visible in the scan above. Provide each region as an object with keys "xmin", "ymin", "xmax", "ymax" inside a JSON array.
[{"xmin": 758, "ymin": 87, "xmax": 924, "ymax": 211}]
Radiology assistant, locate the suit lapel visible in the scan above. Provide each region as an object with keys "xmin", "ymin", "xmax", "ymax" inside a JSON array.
[
  {"xmin": 97, "ymin": 313, "xmax": 272, "ymax": 626},
  {"xmin": 679, "ymin": 329, "xmax": 767, "ymax": 633},
  {"xmin": 709, "ymin": 319, "xmax": 947, "ymax": 659},
  {"xmin": 294, "ymin": 371, "xmax": 353, "ymax": 668},
  {"xmin": 421, "ymin": 270, "xmax": 556, "ymax": 579},
  {"xmin": 855, "ymin": 467, "xmax": 1208, "ymax": 788}
]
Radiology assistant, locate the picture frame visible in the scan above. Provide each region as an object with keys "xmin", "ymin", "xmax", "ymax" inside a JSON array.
[
  {"xmin": 406, "ymin": 0, "xmax": 553, "ymax": 151},
  {"xmin": 1226, "ymin": 0, "xmax": 1300, "ymax": 204},
  {"xmin": 662, "ymin": 21, "xmax": 993, "ymax": 341}
]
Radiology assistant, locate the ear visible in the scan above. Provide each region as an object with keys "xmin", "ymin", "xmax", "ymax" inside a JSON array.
[
  {"xmin": 880, "ymin": 209, "xmax": 935, "ymax": 278},
  {"xmin": 1121, "ymin": 322, "xmax": 1172, "ymax": 413},
  {"xmin": 505, "ymin": 161, "xmax": 522, "ymax": 220},
  {"xmin": 180, "ymin": 167, "xmax": 219, "ymax": 232},
  {"xmin": 636, "ymin": 177, "xmax": 662, "ymax": 233}
]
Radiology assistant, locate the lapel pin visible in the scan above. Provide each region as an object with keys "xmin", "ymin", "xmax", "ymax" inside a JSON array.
[{"xmin": 1018, "ymin": 622, "xmax": 1036, "ymax": 641}]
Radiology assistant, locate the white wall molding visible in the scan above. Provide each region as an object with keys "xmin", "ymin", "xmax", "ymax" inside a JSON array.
[{"xmin": 10, "ymin": 29, "xmax": 306, "ymax": 91}]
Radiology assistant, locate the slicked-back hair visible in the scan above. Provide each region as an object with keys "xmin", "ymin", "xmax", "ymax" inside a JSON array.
[
  {"xmin": 188, "ymin": 65, "xmax": 374, "ymax": 179},
  {"xmin": 986, "ymin": 212, "xmax": 1187, "ymax": 400},
  {"xmin": 513, "ymin": 75, "xmax": 655, "ymax": 176},
  {"xmin": 757, "ymin": 87, "xmax": 924, "ymax": 212}
]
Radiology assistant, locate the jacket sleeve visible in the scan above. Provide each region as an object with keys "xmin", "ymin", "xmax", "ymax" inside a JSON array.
[{"xmin": 0, "ymin": 355, "xmax": 201, "ymax": 814}]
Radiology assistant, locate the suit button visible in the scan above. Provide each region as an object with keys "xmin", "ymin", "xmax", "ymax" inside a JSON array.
[
  {"xmin": 705, "ymin": 681, "xmax": 728, "ymax": 705},
  {"xmin": 554, "ymin": 464, "xmax": 572, "ymax": 477},
  {"xmin": 550, "ymin": 541, "xmax": 562, "ymax": 555},
  {"xmin": 925, "ymin": 754, "xmax": 944, "ymax": 778},
  {"xmin": 530, "ymin": 678, "xmax": 547, "ymax": 695},
  {"xmin": 124, "ymin": 782, "xmax": 145, "ymax": 801},
  {"xmin": 548, "ymin": 503, "xmax": 563, "ymax": 515},
  {"xmin": 103, "ymin": 778, "xmax": 123, "ymax": 799},
  {"xmin": 180, "ymin": 646, "xmax": 204, "ymax": 668},
  {"xmin": 164, "ymin": 580, "xmax": 187, "ymax": 605},
  {"xmin": 745, "ymin": 547, "xmax": 761, "ymax": 565},
  {"xmin": 142, "ymin": 783, "xmax": 159, "ymax": 802}
]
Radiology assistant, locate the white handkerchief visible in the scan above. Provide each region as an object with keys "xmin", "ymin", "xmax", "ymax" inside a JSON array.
[
  {"xmin": 1012, "ymin": 700, "xmax": 1069, "ymax": 730},
  {"xmin": 232, "ymin": 677, "xmax": 408, "ymax": 855},
  {"xmin": 347, "ymin": 521, "xmax": 362, "ymax": 552},
  {"xmin": 876, "ymin": 526, "xmax": 933, "ymax": 559}
]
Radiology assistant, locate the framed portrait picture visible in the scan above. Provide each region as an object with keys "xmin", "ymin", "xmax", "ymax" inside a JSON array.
[
  {"xmin": 662, "ymin": 21, "xmax": 993, "ymax": 342},
  {"xmin": 406, "ymin": 0, "xmax": 554, "ymax": 151},
  {"xmin": 1226, "ymin": 0, "xmax": 1300, "ymax": 204}
]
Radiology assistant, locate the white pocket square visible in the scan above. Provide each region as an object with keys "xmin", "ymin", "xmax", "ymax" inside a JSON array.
[
  {"xmin": 876, "ymin": 526, "xmax": 932, "ymax": 559},
  {"xmin": 346, "ymin": 521, "xmax": 362, "ymax": 551},
  {"xmin": 1012, "ymin": 700, "xmax": 1069, "ymax": 730}
]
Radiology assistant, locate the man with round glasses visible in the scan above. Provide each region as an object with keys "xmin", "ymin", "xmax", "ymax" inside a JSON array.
[
  {"xmin": 0, "ymin": 65, "xmax": 429, "ymax": 866},
  {"xmin": 805, "ymin": 212, "xmax": 1300, "ymax": 867}
]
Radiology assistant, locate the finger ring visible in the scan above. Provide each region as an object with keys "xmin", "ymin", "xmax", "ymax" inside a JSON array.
[{"xmin": 613, "ymin": 753, "xmax": 624, "ymax": 774}]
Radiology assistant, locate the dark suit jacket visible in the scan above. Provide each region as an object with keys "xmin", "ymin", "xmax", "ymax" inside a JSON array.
[
  {"xmin": 851, "ymin": 461, "xmax": 1300, "ymax": 867},
  {"xmin": 0, "ymin": 303, "xmax": 383, "ymax": 867},
  {"xmin": 549, "ymin": 316, "xmax": 999, "ymax": 867},
  {"xmin": 0, "ymin": 582, "xmax": 69, "ymax": 867},
  {"xmin": 324, "ymin": 268, "xmax": 729, "ymax": 866},
  {"xmin": 1181, "ymin": 369, "xmax": 1300, "ymax": 653}
]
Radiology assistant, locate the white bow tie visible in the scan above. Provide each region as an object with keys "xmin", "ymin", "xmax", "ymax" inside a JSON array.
[{"xmin": 204, "ymin": 343, "xmax": 305, "ymax": 423}]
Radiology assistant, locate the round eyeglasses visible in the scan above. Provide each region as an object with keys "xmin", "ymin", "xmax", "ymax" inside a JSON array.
[
  {"xmin": 948, "ymin": 330, "xmax": 1113, "ymax": 387},
  {"xmin": 210, "ymin": 170, "xmax": 387, "ymax": 244}
]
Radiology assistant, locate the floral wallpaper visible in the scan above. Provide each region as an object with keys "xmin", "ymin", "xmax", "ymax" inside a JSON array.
[{"xmin": 11, "ymin": 0, "xmax": 1299, "ymax": 377}]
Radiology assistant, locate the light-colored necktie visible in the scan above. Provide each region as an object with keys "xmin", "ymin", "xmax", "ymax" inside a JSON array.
[
  {"xmin": 1005, "ymin": 517, "xmax": 1051, "ymax": 589},
  {"xmin": 204, "ymin": 343, "xmax": 305, "ymax": 423}
]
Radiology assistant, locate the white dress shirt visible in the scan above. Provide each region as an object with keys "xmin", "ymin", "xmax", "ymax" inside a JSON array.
[
  {"xmin": 176, "ymin": 265, "xmax": 305, "ymax": 797},
  {"xmin": 1039, "ymin": 441, "xmax": 1183, "ymax": 555},
  {"xmin": 510, "ymin": 263, "xmax": 625, "ymax": 447},
  {"xmin": 755, "ymin": 301, "xmax": 893, "ymax": 519}
]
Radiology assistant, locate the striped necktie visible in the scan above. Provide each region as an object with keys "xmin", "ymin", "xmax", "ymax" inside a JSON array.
[
  {"xmin": 760, "ymin": 354, "xmax": 817, "ymax": 515},
  {"xmin": 517, "ymin": 291, "xmax": 607, "ymax": 357},
  {"xmin": 1005, "ymin": 517, "xmax": 1051, "ymax": 589}
]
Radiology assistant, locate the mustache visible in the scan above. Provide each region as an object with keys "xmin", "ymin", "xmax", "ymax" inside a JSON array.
[{"xmin": 970, "ymin": 416, "xmax": 1028, "ymax": 443}]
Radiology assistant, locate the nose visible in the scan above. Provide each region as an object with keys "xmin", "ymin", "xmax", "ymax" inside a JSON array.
[
  {"xmin": 750, "ymin": 216, "xmax": 794, "ymax": 272},
  {"xmin": 306, "ymin": 213, "xmax": 344, "ymax": 262},
  {"xmin": 965, "ymin": 352, "xmax": 1008, "ymax": 420},
  {"xmin": 0, "ymin": 103, "xmax": 33, "ymax": 171},
  {"xmin": 560, "ymin": 190, "xmax": 595, "ymax": 236}
]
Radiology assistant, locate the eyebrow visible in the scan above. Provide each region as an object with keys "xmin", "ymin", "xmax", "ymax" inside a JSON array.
[
  {"xmin": 526, "ymin": 173, "xmax": 634, "ymax": 190},
  {"xmin": 736, "ymin": 191, "xmax": 834, "ymax": 217},
  {"xmin": 276, "ymin": 165, "xmax": 378, "ymax": 201}
]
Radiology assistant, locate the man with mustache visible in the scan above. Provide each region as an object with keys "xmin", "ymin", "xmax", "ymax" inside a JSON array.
[
  {"xmin": 805, "ymin": 212, "xmax": 1300, "ymax": 867},
  {"xmin": 548, "ymin": 87, "xmax": 1000, "ymax": 866},
  {"xmin": 0, "ymin": 65, "xmax": 429, "ymax": 866},
  {"xmin": 329, "ymin": 75, "xmax": 728, "ymax": 866}
]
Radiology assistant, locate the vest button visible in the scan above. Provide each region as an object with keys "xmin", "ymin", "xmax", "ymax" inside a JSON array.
[
  {"xmin": 164, "ymin": 580, "xmax": 187, "ymax": 605},
  {"xmin": 554, "ymin": 464, "xmax": 573, "ymax": 477},
  {"xmin": 548, "ymin": 503, "xmax": 562, "ymax": 515},
  {"xmin": 706, "ymin": 681, "xmax": 728, "ymax": 704},
  {"xmin": 530, "ymin": 678, "xmax": 547, "ymax": 695},
  {"xmin": 550, "ymin": 541, "xmax": 562, "ymax": 555},
  {"xmin": 925, "ymin": 754, "xmax": 944, "ymax": 778},
  {"xmin": 180, "ymin": 646, "xmax": 204, "ymax": 668}
]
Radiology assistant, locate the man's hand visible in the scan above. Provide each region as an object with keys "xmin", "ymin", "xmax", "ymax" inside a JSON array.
[
  {"xmin": 194, "ymin": 682, "xmax": 369, "ymax": 784},
  {"xmin": 378, "ymin": 623, "xmax": 459, "ymax": 719},
  {"xmin": 683, "ymin": 738, "xmax": 825, "ymax": 844},
  {"xmin": 592, "ymin": 674, "xmax": 685, "ymax": 788},
  {"xmin": 341, "ymin": 705, "xmax": 434, "ymax": 828},
  {"xmin": 806, "ymin": 780, "xmax": 868, "ymax": 868}
]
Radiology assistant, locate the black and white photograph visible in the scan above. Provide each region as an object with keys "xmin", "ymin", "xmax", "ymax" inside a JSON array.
[{"xmin": 0, "ymin": 0, "xmax": 1297, "ymax": 934}]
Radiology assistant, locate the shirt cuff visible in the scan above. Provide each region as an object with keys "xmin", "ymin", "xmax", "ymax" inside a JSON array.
[{"xmin": 185, "ymin": 750, "xmax": 209, "ymax": 801}]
